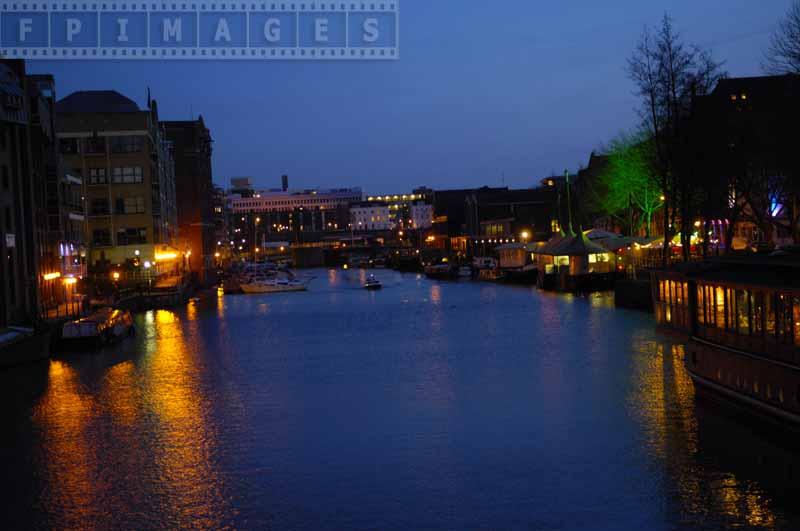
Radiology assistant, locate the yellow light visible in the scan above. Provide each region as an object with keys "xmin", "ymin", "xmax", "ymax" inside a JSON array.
[
  {"xmin": 279, "ymin": 246, "xmax": 285, "ymax": 252},
  {"xmin": 343, "ymin": 264, "xmax": 349, "ymax": 270},
  {"xmin": 660, "ymin": 195, "xmax": 665, "ymax": 201},
  {"xmin": 521, "ymin": 230, "xmax": 530, "ymax": 241},
  {"xmin": 214, "ymin": 252, "xmax": 221, "ymax": 258},
  {"xmin": 112, "ymin": 271, "xmax": 120, "ymax": 281},
  {"xmin": 63, "ymin": 277, "xmax": 77, "ymax": 285},
  {"xmin": 155, "ymin": 252, "xmax": 178, "ymax": 261},
  {"xmin": 694, "ymin": 221, "xmax": 702, "ymax": 228},
  {"xmin": 255, "ymin": 248, "xmax": 260, "ymax": 253},
  {"xmin": 43, "ymin": 272, "xmax": 61, "ymax": 281}
]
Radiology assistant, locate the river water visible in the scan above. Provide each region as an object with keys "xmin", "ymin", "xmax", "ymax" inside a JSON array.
[{"xmin": 2, "ymin": 269, "xmax": 800, "ymax": 530}]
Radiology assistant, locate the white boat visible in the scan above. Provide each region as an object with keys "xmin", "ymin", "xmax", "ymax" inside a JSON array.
[
  {"xmin": 240, "ymin": 277, "xmax": 308, "ymax": 294},
  {"xmin": 61, "ymin": 308, "xmax": 134, "ymax": 345},
  {"xmin": 457, "ymin": 266, "xmax": 473, "ymax": 278}
]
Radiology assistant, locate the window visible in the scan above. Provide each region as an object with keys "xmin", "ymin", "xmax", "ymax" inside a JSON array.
[
  {"xmin": 751, "ymin": 292, "xmax": 764, "ymax": 337},
  {"xmin": 92, "ymin": 228, "xmax": 112, "ymax": 246},
  {"xmin": 736, "ymin": 290, "xmax": 750, "ymax": 335},
  {"xmin": 88, "ymin": 168, "xmax": 107, "ymax": 185},
  {"xmin": 59, "ymin": 138, "xmax": 79, "ymax": 154},
  {"xmin": 83, "ymin": 137, "xmax": 105, "ymax": 154},
  {"xmin": 89, "ymin": 198, "xmax": 110, "ymax": 216},
  {"xmin": 794, "ymin": 297, "xmax": 800, "ymax": 347},
  {"xmin": 116, "ymin": 227, "xmax": 147, "ymax": 246},
  {"xmin": 776, "ymin": 295, "xmax": 793, "ymax": 344},
  {"xmin": 110, "ymin": 135, "xmax": 144, "ymax": 153},
  {"xmin": 115, "ymin": 196, "xmax": 145, "ymax": 214},
  {"xmin": 111, "ymin": 167, "xmax": 143, "ymax": 184},
  {"xmin": 715, "ymin": 287, "xmax": 726, "ymax": 329},
  {"xmin": 697, "ymin": 286, "xmax": 706, "ymax": 326}
]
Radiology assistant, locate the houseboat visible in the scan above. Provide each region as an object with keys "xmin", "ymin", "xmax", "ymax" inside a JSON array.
[
  {"xmin": 652, "ymin": 252, "xmax": 800, "ymax": 426},
  {"xmin": 496, "ymin": 243, "xmax": 538, "ymax": 284},
  {"xmin": 531, "ymin": 230, "xmax": 616, "ymax": 291}
]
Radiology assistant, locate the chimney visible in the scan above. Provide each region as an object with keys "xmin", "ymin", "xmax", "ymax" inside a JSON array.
[{"xmin": 281, "ymin": 174, "xmax": 289, "ymax": 192}]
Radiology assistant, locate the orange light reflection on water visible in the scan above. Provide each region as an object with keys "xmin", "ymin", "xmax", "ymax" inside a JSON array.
[
  {"xmin": 628, "ymin": 337, "xmax": 777, "ymax": 527},
  {"xmin": 139, "ymin": 309, "xmax": 230, "ymax": 528}
]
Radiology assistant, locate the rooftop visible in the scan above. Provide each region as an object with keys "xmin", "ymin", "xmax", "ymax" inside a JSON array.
[{"xmin": 56, "ymin": 90, "xmax": 140, "ymax": 114}]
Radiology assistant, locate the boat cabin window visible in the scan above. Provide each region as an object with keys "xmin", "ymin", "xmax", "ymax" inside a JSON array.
[
  {"xmin": 655, "ymin": 278, "xmax": 689, "ymax": 328},
  {"xmin": 696, "ymin": 284, "xmax": 800, "ymax": 350}
]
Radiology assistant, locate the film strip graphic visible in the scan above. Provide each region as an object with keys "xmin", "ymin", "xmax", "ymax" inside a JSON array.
[{"xmin": 0, "ymin": 1, "xmax": 398, "ymax": 59}]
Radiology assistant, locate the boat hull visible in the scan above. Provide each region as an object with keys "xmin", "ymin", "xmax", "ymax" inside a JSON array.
[
  {"xmin": 685, "ymin": 337, "xmax": 800, "ymax": 427},
  {"xmin": 240, "ymin": 284, "xmax": 307, "ymax": 294}
]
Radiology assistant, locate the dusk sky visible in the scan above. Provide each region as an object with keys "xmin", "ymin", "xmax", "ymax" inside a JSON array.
[{"xmin": 28, "ymin": 1, "xmax": 793, "ymax": 193}]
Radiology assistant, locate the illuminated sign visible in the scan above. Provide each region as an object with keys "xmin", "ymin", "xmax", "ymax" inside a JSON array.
[{"xmin": 0, "ymin": 2, "xmax": 399, "ymax": 60}]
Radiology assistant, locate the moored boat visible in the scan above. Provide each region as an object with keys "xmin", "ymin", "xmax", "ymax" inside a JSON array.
[
  {"xmin": 61, "ymin": 308, "xmax": 134, "ymax": 346},
  {"xmin": 652, "ymin": 251, "xmax": 800, "ymax": 427},
  {"xmin": 240, "ymin": 277, "xmax": 308, "ymax": 294},
  {"xmin": 424, "ymin": 263, "xmax": 456, "ymax": 280}
]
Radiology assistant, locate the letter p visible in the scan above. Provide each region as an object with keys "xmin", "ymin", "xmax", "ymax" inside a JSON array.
[{"xmin": 66, "ymin": 18, "xmax": 82, "ymax": 42}]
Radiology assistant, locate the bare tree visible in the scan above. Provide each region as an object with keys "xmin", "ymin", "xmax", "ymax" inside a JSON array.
[
  {"xmin": 627, "ymin": 14, "xmax": 725, "ymax": 264},
  {"xmin": 764, "ymin": 1, "xmax": 800, "ymax": 75}
]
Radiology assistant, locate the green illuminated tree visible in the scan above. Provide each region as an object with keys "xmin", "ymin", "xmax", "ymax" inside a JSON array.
[{"xmin": 598, "ymin": 132, "xmax": 663, "ymax": 237}]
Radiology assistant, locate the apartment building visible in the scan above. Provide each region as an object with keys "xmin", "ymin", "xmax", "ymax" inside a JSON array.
[{"xmin": 56, "ymin": 90, "xmax": 179, "ymax": 277}]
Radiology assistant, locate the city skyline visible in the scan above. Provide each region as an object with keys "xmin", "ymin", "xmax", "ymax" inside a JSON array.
[{"xmin": 24, "ymin": 0, "xmax": 792, "ymax": 193}]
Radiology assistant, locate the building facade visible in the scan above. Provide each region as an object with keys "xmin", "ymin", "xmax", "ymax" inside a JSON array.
[
  {"xmin": 163, "ymin": 117, "xmax": 215, "ymax": 284},
  {"xmin": 228, "ymin": 182, "xmax": 361, "ymax": 253},
  {"xmin": 350, "ymin": 202, "xmax": 392, "ymax": 231},
  {"xmin": 364, "ymin": 191, "xmax": 431, "ymax": 230},
  {"xmin": 1, "ymin": 61, "xmax": 39, "ymax": 328},
  {"xmin": 1, "ymin": 60, "xmax": 89, "ymax": 329},
  {"xmin": 56, "ymin": 91, "xmax": 179, "ymax": 278}
]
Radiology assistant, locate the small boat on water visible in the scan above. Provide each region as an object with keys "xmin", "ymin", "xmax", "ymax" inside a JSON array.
[
  {"xmin": 364, "ymin": 275, "xmax": 383, "ymax": 290},
  {"xmin": 240, "ymin": 277, "xmax": 308, "ymax": 294},
  {"xmin": 457, "ymin": 266, "xmax": 473, "ymax": 278},
  {"xmin": 61, "ymin": 308, "xmax": 134, "ymax": 346},
  {"xmin": 424, "ymin": 263, "xmax": 456, "ymax": 280}
]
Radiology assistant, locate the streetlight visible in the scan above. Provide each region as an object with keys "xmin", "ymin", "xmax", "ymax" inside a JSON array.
[{"xmin": 520, "ymin": 230, "xmax": 531, "ymax": 243}]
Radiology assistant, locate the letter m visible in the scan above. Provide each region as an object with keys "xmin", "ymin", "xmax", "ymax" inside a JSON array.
[{"xmin": 163, "ymin": 18, "xmax": 182, "ymax": 42}]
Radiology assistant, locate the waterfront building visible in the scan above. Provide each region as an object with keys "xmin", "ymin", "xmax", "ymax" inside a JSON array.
[
  {"xmin": 211, "ymin": 185, "xmax": 230, "ymax": 262},
  {"xmin": 163, "ymin": 117, "xmax": 215, "ymax": 284},
  {"xmin": 1, "ymin": 60, "xmax": 40, "ymax": 328},
  {"xmin": 0, "ymin": 60, "xmax": 87, "ymax": 329},
  {"xmin": 228, "ymin": 180, "xmax": 361, "ymax": 252},
  {"xmin": 350, "ymin": 201, "xmax": 392, "ymax": 232},
  {"xmin": 652, "ymin": 253, "xmax": 800, "ymax": 425},
  {"xmin": 531, "ymin": 230, "xmax": 616, "ymax": 291},
  {"xmin": 364, "ymin": 191, "xmax": 433, "ymax": 230},
  {"xmin": 56, "ymin": 90, "xmax": 180, "ymax": 279},
  {"xmin": 28, "ymin": 73, "xmax": 88, "ymax": 319},
  {"xmin": 690, "ymin": 74, "xmax": 800, "ymax": 251}
]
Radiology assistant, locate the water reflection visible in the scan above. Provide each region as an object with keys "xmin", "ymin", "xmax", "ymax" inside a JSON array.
[
  {"xmin": 32, "ymin": 360, "xmax": 101, "ymax": 527},
  {"xmin": 139, "ymin": 309, "xmax": 230, "ymax": 528},
  {"xmin": 628, "ymin": 334, "xmax": 798, "ymax": 528},
  {"xmin": 7, "ymin": 271, "xmax": 800, "ymax": 529}
]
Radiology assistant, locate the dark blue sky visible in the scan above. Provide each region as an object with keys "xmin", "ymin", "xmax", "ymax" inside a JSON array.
[{"xmin": 28, "ymin": 0, "xmax": 791, "ymax": 193}]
